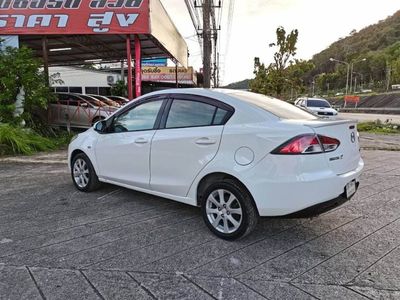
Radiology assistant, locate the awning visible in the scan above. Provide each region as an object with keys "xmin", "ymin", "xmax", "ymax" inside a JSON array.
[{"xmin": 0, "ymin": 0, "xmax": 188, "ymax": 68}]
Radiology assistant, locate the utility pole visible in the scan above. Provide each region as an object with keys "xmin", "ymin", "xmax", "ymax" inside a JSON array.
[
  {"xmin": 386, "ymin": 63, "xmax": 391, "ymax": 92},
  {"xmin": 202, "ymin": 0, "xmax": 212, "ymax": 88},
  {"xmin": 217, "ymin": 52, "xmax": 220, "ymax": 87},
  {"xmin": 213, "ymin": 31, "xmax": 218, "ymax": 87}
]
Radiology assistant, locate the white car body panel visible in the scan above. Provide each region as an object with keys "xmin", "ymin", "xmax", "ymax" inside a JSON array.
[
  {"xmin": 68, "ymin": 88, "xmax": 363, "ymax": 217},
  {"xmin": 150, "ymin": 126, "xmax": 224, "ymax": 197},
  {"xmin": 95, "ymin": 130, "xmax": 156, "ymax": 189}
]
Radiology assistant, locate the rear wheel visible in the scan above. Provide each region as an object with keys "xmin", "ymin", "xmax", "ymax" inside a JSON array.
[
  {"xmin": 71, "ymin": 153, "xmax": 101, "ymax": 192},
  {"xmin": 201, "ymin": 179, "xmax": 258, "ymax": 240}
]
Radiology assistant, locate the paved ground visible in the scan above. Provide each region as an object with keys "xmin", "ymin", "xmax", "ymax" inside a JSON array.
[
  {"xmin": 360, "ymin": 133, "xmax": 400, "ymax": 151},
  {"xmin": 339, "ymin": 112, "xmax": 400, "ymax": 123},
  {"xmin": 1, "ymin": 148, "xmax": 400, "ymax": 299}
]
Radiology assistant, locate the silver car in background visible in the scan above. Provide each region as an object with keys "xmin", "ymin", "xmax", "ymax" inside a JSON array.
[
  {"xmin": 295, "ymin": 97, "xmax": 338, "ymax": 119},
  {"xmin": 48, "ymin": 93, "xmax": 117, "ymax": 128}
]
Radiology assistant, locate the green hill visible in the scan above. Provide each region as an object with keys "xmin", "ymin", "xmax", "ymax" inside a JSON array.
[
  {"xmin": 223, "ymin": 79, "xmax": 250, "ymax": 90},
  {"xmin": 310, "ymin": 10, "xmax": 400, "ymax": 92}
]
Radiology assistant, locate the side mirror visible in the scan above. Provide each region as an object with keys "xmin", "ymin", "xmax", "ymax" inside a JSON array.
[
  {"xmin": 80, "ymin": 102, "xmax": 89, "ymax": 108},
  {"xmin": 94, "ymin": 120, "xmax": 107, "ymax": 132}
]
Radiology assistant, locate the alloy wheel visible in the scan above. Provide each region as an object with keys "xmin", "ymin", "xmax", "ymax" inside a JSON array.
[
  {"xmin": 73, "ymin": 158, "xmax": 90, "ymax": 188},
  {"xmin": 206, "ymin": 189, "xmax": 243, "ymax": 233}
]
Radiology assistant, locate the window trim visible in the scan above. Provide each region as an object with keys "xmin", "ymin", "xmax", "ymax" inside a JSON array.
[{"xmin": 159, "ymin": 94, "xmax": 234, "ymax": 130}]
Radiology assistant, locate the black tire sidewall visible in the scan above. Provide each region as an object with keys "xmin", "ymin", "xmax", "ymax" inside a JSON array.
[{"xmin": 201, "ymin": 181, "xmax": 252, "ymax": 240}]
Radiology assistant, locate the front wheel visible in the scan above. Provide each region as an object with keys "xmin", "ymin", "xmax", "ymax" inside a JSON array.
[
  {"xmin": 71, "ymin": 153, "xmax": 101, "ymax": 192},
  {"xmin": 201, "ymin": 179, "xmax": 258, "ymax": 240}
]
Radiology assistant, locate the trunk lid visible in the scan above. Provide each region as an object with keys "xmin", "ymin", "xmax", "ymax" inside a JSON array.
[{"xmin": 303, "ymin": 119, "xmax": 360, "ymax": 174}]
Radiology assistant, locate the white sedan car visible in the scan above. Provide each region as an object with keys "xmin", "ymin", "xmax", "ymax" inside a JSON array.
[
  {"xmin": 295, "ymin": 97, "xmax": 338, "ymax": 118},
  {"xmin": 68, "ymin": 89, "xmax": 363, "ymax": 240}
]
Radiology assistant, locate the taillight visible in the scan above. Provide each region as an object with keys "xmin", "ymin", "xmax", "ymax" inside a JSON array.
[
  {"xmin": 318, "ymin": 135, "xmax": 340, "ymax": 152},
  {"xmin": 271, "ymin": 134, "xmax": 340, "ymax": 155}
]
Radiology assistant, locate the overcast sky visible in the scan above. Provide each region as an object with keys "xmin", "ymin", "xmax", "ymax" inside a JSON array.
[{"xmin": 160, "ymin": 0, "xmax": 399, "ymax": 85}]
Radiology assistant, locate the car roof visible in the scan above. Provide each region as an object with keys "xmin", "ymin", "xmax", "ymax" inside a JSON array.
[
  {"xmin": 136, "ymin": 88, "xmax": 317, "ymax": 121},
  {"xmin": 136, "ymin": 88, "xmax": 266, "ymax": 107}
]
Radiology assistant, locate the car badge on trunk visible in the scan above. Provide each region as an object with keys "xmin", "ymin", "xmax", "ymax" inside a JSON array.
[{"xmin": 350, "ymin": 132, "xmax": 356, "ymax": 143}]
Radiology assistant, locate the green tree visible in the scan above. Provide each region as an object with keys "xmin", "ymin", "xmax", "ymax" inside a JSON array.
[
  {"xmin": 0, "ymin": 46, "xmax": 54, "ymax": 124},
  {"xmin": 250, "ymin": 26, "xmax": 299, "ymax": 98},
  {"xmin": 249, "ymin": 58, "xmax": 271, "ymax": 95},
  {"xmin": 110, "ymin": 80, "xmax": 128, "ymax": 97},
  {"xmin": 286, "ymin": 59, "xmax": 315, "ymax": 96}
]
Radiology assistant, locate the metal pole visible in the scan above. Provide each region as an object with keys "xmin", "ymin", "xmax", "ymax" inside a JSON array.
[
  {"xmin": 203, "ymin": 0, "xmax": 212, "ymax": 88},
  {"xmin": 354, "ymin": 76, "xmax": 357, "ymax": 93},
  {"xmin": 126, "ymin": 35, "xmax": 133, "ymax": 100},
  {"xmin": 345, "ymin": 63, "xmax": 350, "ymax": 96},
  {"xmin": 386, "ymin": 64, "xmax": 391, "ymax": 92},
  {"xmin": 360, "ymin": 74, "xmax": 364, "ymax": 91},
  {"xmin": 349, "ymin": 63, "xmax": 354, "ymax": 94},
  {"xmin": 312, "ymin": 80, "xmax": 315, "ymax": 96},
  {"xmin": 135, "ymin": 35, "xmax": 142, "ymax": 98},
  {"xmin": 42, "ymin": 36, "xmax": 49, "ymax": 86},
  {"xmin": 217, "ymin": 52, "xmax": 220, "ymax": 87},
  {"xmin": 120, "ymin": 60, "xmax": 125, "ymax": 82},
  {"xmin": 175, "ymin": 62, "xmax": 179, "ymax": 88}
]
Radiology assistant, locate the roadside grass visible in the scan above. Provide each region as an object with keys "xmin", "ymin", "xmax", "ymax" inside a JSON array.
[
  {"xmin": 358, "ymin": 120, "xmax": 400, "ymax": 134},
  {"xmin": 0, "ymin": 124, "xmax": 74, "ymax": 156}
]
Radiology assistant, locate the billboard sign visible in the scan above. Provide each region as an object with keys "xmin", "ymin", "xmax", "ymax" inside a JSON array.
[
  {"xmin": 344, "ymin": 95, "xmax": 360, "ymax": 103},
  {"xmin": 142, "ymin": 66, "xmax": 195, "ymax": 83},
  {"xmin": 0, "ymin": 0, "xmax": 150, "ymax": 34},
  {"xmin": 142, "ymin": 58, "xmax": 167, "ymax": 66}
]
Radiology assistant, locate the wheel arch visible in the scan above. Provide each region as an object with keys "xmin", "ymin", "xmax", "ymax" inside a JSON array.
[
  {"xmin": 196, "ymin": 172, "xmax": 259, "ymax": 216},
  {"xmin": 70, "ymin": 149, "xmax": 86, "ymax": 167}
]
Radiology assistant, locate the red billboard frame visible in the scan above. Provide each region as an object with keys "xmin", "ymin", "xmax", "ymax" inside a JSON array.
[{"xmin": 0, "ymin": 0, "xmax": 150, "ymax": 35}]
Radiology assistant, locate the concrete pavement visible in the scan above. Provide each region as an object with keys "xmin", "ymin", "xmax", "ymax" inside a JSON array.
[
  {"xmin": 339, "ymin": 112, "xmax": 400, "ymax": 123},
  {"xmin": 1, "ymin": 147, "xmax": 400, "ymax": 299}
]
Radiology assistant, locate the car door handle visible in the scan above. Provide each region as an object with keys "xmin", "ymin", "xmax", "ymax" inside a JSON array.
[
  {"xmin": 134, "ymin": 137, "xmax": 148, "ymax": 144},
  {"xmin": 195, "ymin": 137, "xmax": 216, "ymax": 145}
]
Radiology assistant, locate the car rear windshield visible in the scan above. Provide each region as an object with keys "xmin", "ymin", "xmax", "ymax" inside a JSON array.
[
  {"xmin": 231, "ymin": 91, "xmax": 318, "ymax": 120},
  {"xmin": 307, "ymin": 99, "xmax": 331, "ymax": 108}
]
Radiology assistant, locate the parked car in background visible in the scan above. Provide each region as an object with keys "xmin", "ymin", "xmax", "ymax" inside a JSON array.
[
  {"xmin": 295, "ymin": 97, "xmax": 338, "ymax": 119},
  {"xmin": 68, "ymin": 89, "xmax": 363, "ymax": 239},
  {"xmin": 107, "ymin": 96, "xmax": 130, "ymax": 106},
  {"xmin": 88, "ymin": 94, "xmax": 121, "ymax": 108},
  {"xmin": 49, "ymin": 93, "xmax": 116, "ymax": 128}
]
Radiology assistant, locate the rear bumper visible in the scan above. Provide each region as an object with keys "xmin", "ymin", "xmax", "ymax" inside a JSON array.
[
  {"xmin": 244, "ymin": 155, "xmax": 364, "ymax": 217},
  {"xmin": 282, "ymin": 181, "xmax": 359, "ymax": 218}
]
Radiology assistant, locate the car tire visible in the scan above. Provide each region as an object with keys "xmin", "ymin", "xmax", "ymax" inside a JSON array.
[
  {"xmin": 71, "ymin": 153, "xmax": 101, "ymax": 192},
  {"xmin": 201, "ymin": 179, "xmax": 258, "ymax": 240}
]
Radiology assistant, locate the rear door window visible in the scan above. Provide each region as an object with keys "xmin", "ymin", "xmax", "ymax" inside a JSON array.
[{"xmin": 166, "ymin": 100, "xmax": 217, "ymax": 129}]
